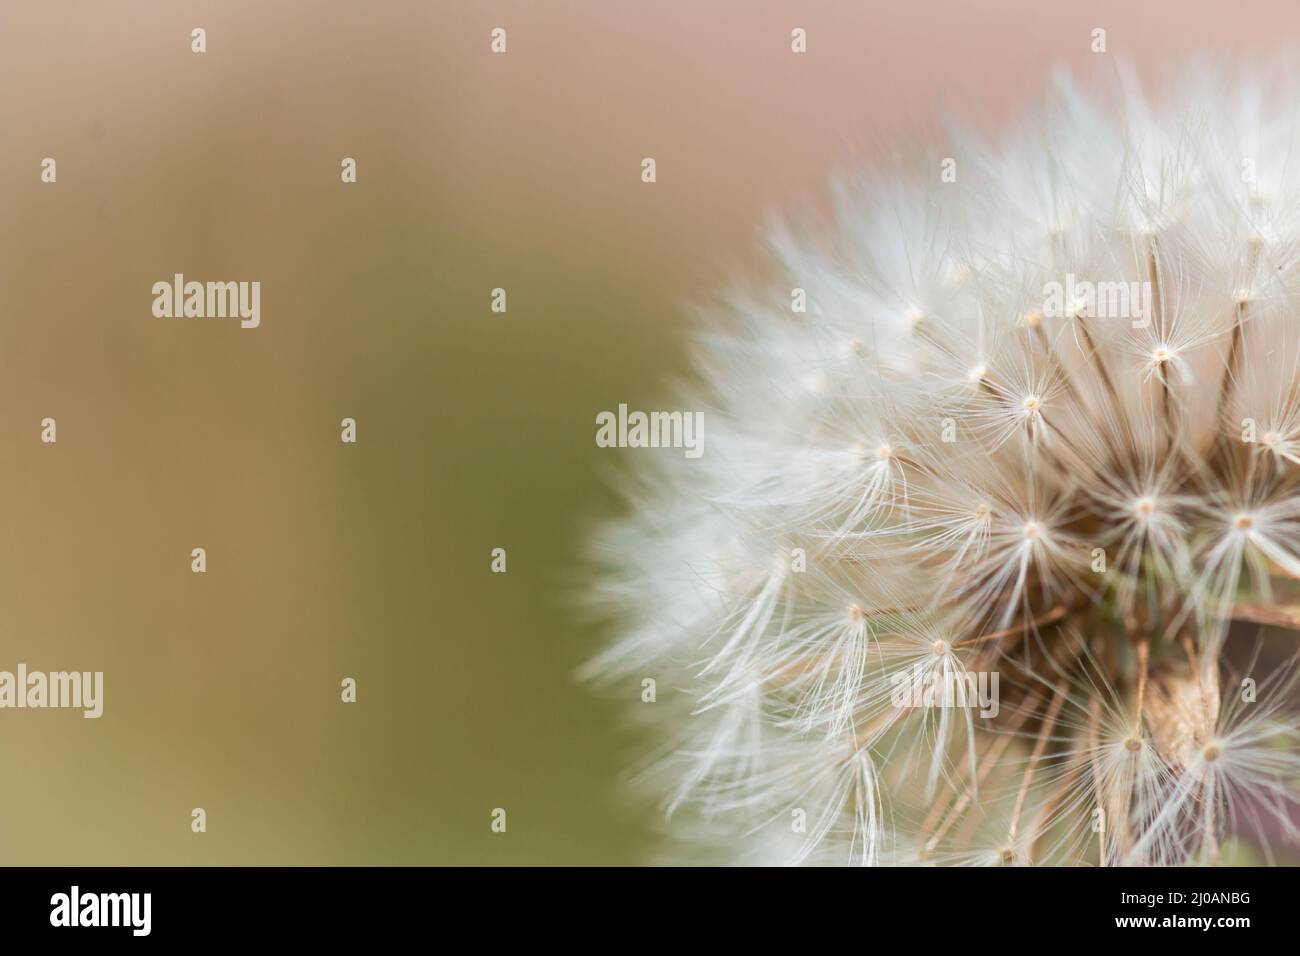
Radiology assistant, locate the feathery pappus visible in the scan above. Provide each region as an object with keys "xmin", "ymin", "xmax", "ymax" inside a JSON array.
[{"xmin": 587, "ymin": 64, "xmax": 1300, "ymax": 866}]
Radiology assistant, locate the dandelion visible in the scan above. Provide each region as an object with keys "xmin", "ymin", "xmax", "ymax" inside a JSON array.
[{"xmin": 588, "ymin": 65, "xmax": 1300, "ymax": 865}]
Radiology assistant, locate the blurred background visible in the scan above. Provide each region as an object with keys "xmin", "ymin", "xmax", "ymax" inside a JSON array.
[{"xmin": 0, "ymin": 0, "xmax": 1296, "ymax": 864}]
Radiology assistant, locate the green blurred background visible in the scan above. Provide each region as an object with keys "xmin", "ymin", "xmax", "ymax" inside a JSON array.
[{"xmin": 0, "ymin": 0, "xmax": 1294, "ymax": 864}]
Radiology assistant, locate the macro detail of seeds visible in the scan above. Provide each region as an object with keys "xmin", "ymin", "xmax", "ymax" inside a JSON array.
[
  {"xmin": 589, "ymin": 68, "xmax": 1300, "ymax": 867},
  {"xmin": 13, "ymin": 1, "xmax": 1300, "ymax": 910}
]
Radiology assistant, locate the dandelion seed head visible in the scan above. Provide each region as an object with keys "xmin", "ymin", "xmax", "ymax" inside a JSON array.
[{"xmin": 589, "ymin": 64, "xmax": 1300, "ymax": 866}]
